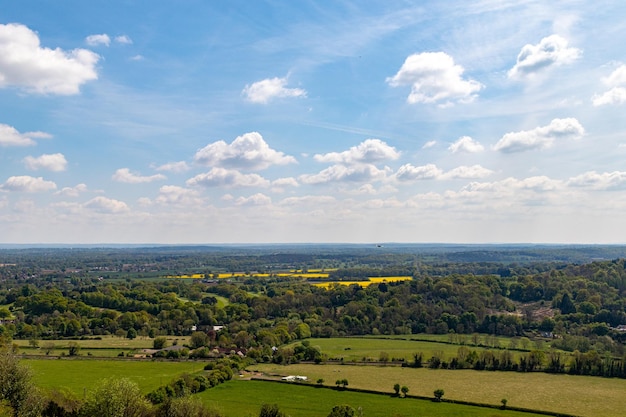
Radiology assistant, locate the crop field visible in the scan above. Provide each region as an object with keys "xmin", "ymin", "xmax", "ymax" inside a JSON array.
[
  {"xmin": 26, "ymin": 358, "xmax": 202, "ymax": 394},
  {"xmin": 199, "ymin": 379, "xmax": 548, "ymax": 417},
  {"xmin": 294, "ymin": 337, "xmax": 527, "ymax": 362},
  {"xmin": 249, "ymin": 363, "xmax": 626, "ymax": 417}
]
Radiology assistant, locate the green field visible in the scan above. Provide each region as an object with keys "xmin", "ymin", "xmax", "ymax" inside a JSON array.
[
  {"xmin": 13, "ymin": 335, "xmax": 191, "ymax": 357},
  {"xmin": 250, "ymin": 363, "xmax": 626, "ymax": 417},
  {"xmin": 295, "ymin": 336, "xmax": 531, "ymax": 362},
  {"xmin": 26, "ymin": 358, "xmax": 203, "ymax": 394},
  {"xmin": 199, "ymin": 379, "xmax": 548, "ymax": 417}
]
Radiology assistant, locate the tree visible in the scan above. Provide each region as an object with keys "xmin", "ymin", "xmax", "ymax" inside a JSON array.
[
  {"xmin": 158, "ymin": 396, "xmax": 221, "ymax": 417},
  {"xmin": 153, "ymin": 337, "xmax": 168, "ymax": 350},
  {"xmin": 0, "ymin": 347, "xmax": 44, "ymax": 417},
  {"xmin": 81, "ymin": 378, "xmax": 151, "ymax": 417},
  {"xmin": 67, "ymin": 342, "xmax": 80, "ymax": 356},
  {"xmin": 327, "ymin": 404, "xmax": 355, "ymax": 417},
  {"xmin": 43, "ymin": 341, "xmax": 55, "ymax": 356},
  {"xmin": 501, "ymin": 398, "xmax": 508, "ymax": 409},
  {"xmin": 341, "ymin": 378, "xmax": 349, "ymax": 389},
  {"xmin": 126, "ymin": 328, "xmax": 137, "ymax": 340},
  {"xmin": 259, "ymin": 403, "xmax": 284, "ymax": 417},
  {"xmin": 190, "ymin": 331, "xmax": 209, "ymax": 349},
  {"xmin": 433, "ymin": 388, "xmax": 445, "ymax": 402},
  {"xmin": 393, "ymin": 383, "xmax": 400, "ymax": 396},
  {"xmin": 400, "ymin": 386, "xmax": 409, "ymax": 397}
]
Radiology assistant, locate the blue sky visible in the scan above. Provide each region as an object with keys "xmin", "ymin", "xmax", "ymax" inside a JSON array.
[{"xmin": 1, "ymin": 1, "xmax": 626, "ymax": 244}]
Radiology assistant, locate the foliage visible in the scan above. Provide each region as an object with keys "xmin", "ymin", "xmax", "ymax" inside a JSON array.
[
  {"xmin": 433, "ymin": 388, "xmax": 444, "ymax": 401},
  {"xmin": 258, "ymin": 404, "xmax": 284, "ymax": 417},
  {"xmin": 80, "ymin": 378, "xmax": 151, "ymax": 417},
  {"xmin": 327, "ymin": 405, "xmax": 355, "ymax": 417}
]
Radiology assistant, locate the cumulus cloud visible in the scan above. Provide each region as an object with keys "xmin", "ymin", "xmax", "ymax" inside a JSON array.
[
  {"xmin": 0, "ymin": 175, "xmax": 56, "ymax": 192},
  {"xmin": 112, "ymin": 168, "xmax": 166, "ymax": 184},
  {"xmin": 508, "ymin": 35, "xmax": 581, "ymax": 80},
  {"xmin": 85, "ymin": 34, "xmax": 111, "ymax": 47},
  {"xmin": 272, "ymin": 177, "xmax": 299, "ymax": 187},
  {"xmin": 235, "ymin": 193, "xmax": 272, "ymax": 206},
  {"xmin": 422, "ymin": 141, "xmax": 437, "ymax": 149},
  {"xmin": 194, "ymin": 132, "xmax": 296, "ymax": 170},
  {"xmin": 0, "ymin": 124, "xmax": 51, "ymax": 147},
  {"xmin": 299, "ymin": 164, "xmax": 391, "ymax": 184},
  {"xmin": 463, "ymin": 176, "xmax": 562, "ymax": 193},
  {"xmin": 187, "ymin": 168, "xmax": 270, "ymax": 188},
  {"xmin": 592, "ymin": 64, "xmax": 626, "ymax": 106},
  {"xmin": 493, "ymin": 118, "xmax": 584, "ymax": 153},
  {"xmin": 386, "ymin": 52, "xmax": 483, "ymax": 105},
  {"xmin": 84, "ymin": 196, "xmax": 129, "ymax": 213},
  {"xmin": 395, "ymin": 163, "xmax": 442, "ymax": 181},
  {"xmin": 279, "ymin": 195, "xmax": 336, "ymax": 207},
  {"xmin": 314, "ymin": 139, "xmax": 400, "ymax": 165},
  {"xmin": 448, "ymin": 136, "xmax": 484, "ymax": 153},
  {"xmin": 154, "ymin": 185, "xmax": 203, "ymax": 206},
  {"xmin": 0, "ymin": 23, "xmax": 99, "ymax": 95},
  {"xmin": 115, "ymin": 35, "xmax": 132, "ymax": 45},
  {"xmin": 568, "ymin": 171, "xmax": 626, "ymax": 190},
  {"xmin": 23, "ymin": 153, "xmax": 67, "ymax": 172},
  {"xmin": 154, "ymin": 161, "xmax": 190, "ymax": 173},
  {"xmin": 243, "ymin": 76, "xmax": 306, "ymax": 104},
  {"xmin": 442, "ymin": 165, "xmax": 494, "ymax": 179},
  {"xmin": 55, "ymin": 183, "xmax": 87, "ymax": 197}
]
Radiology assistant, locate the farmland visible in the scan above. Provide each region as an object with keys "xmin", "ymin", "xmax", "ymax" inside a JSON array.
[
  {"xmin": 249, "ymin": 363, "xmax": 626, "ymax": 417},
  {"xmin": 198, "ymin": 379, "xmax": 550, "ymax": 417}
]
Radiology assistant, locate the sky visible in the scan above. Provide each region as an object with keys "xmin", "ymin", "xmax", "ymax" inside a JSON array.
[{"xmin": 1, "ymin": 1, "xmax": 626, "ymax": 244}]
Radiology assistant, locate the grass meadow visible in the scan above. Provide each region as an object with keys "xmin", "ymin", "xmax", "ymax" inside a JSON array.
[
  {"xmin": 26, "ymin": 358, "xmax": 202, "ymax": 394},
  {"xmin": 13, "ymin": 335, "xmax": 191, "ymax": 357},
  {"xmin": 294, "ymin": 336, "xmax": 531, "ymax": 362},
  {"xmin": 249, "ymin": 363, "xmax": 626, "ymax": 417},
  {"xmin": 199, "ymin": 379, "xmax": 549, "ymax": 417}
]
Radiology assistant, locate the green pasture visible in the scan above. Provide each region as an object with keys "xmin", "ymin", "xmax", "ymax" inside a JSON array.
[
  {"xmin": 199, "ymin": 379, "xmax": 547, "ymax": 417},
  {"xmin": 296, "ymin": 337, "xmax": 525, "ymax": 362},
  {"xmin": 13, "ymin": 335, "xmax": 191, "ymax": 356},
  {"xmin": 250, "ymin": 363, "xmax": 626, "ymax": 417},
  {"xmin": 26, "ymin": 358, "xmax": 203, "ymax": 395}
]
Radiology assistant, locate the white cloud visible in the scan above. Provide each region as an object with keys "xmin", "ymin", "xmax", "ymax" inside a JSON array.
[
  {"xmin": 235, "ymin": 193, "xmax": 272, "ymax": 206},
  {"xmin": 272, "ymin": 177, "xmax": 299, "ymax": 187},
  {"xmin": 386, "ymin": 52, "xmax": 483, "ymax": 105},
  {"xmin": 55, "ymin": 183, "xmax": 87, "ymax": 197},
  {"xmin": 592, "ymin": 65, "xmax": 626, "ymax": 106},
  {"xmin": 85, "ymin": 34, "xmax": 111, "ymax": 47},
  {"xmin": 23, "ymin": 153, "xmax": 67, "ymax": 172},
  {"xmin": 155, "ymin": 161, "xmax": 190, "ymax": 173},
  {"xmin": 395, "ymin": 163, "xmax": 442, "ymax": 181},
  {"xmin": 442, "ymin": 165, "xmax": 494, "ymax": 179},
  {"xmin": 279, "ymin": 195, "xmax": 336, "ymax": 207},
  {"xmin": 243, "ymin": 76, "xmax": 306, "ymax": 104},
  {"xmin": 508, "ymin": 35, "xmax": 581, "ymax": 80},
  {"xmin": 463, "ymin": 176, "xmax": 562, "ymax": 194},
  {"xmin": 0, "ymin": 23, "xmax": 99, "ymax": 95},
  {"xmin": 112, "ymin": 168, "xmax": 166, "ymax": 184},
  {"xmin": 299, "ymin": 164, "xmax": 391, "ymax": 184},
  {"xmin": 493, "ymin": 118, "xmax": 585, "ymax": 153},
  {"xmin": 154, "ymin": 185, "xmax": 203, "ymax": 206},
  {"xmin": 84, "ymin": 196, "xmax": 129, "ymax": 213},
  {"xmin": 187, "ymin": 168, "xmax": 270, "ymax": 188},
  {"xmin": 448, "ymin": 136, "xmax": 484, "ymax": 153},
  {"xmin": 314, "ymin": 139, "xmax": 400, "ymax": 165},
  {"xmin": 0, "ymin": 124, "xmax": 51, "ymax": 147},
  {"xmin": 568, "ymin": 171, "xmax": 626, "ymax": 190},
  {"xmin": 0, "ymin": 176, "xmax": 56, "ymax": 192},
  {"xmin": 592, "ymin": 87, "xmax": 626, "ymax": 106},
  {"xmin": 194, "ymin": 132, "xmax": 296, "ymax": 170},
  {"xmin": 115, "ymin": 35, "xmax": 132, "ymax": 45},
  {"xmin": 422, "ymin": 141, "xmax": 437, "ymax": 149}
]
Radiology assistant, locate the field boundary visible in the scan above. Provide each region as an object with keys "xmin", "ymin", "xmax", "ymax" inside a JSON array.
[{"xmin": 251, "ymin": 378, "xmax": 580, "ymax": 417}]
